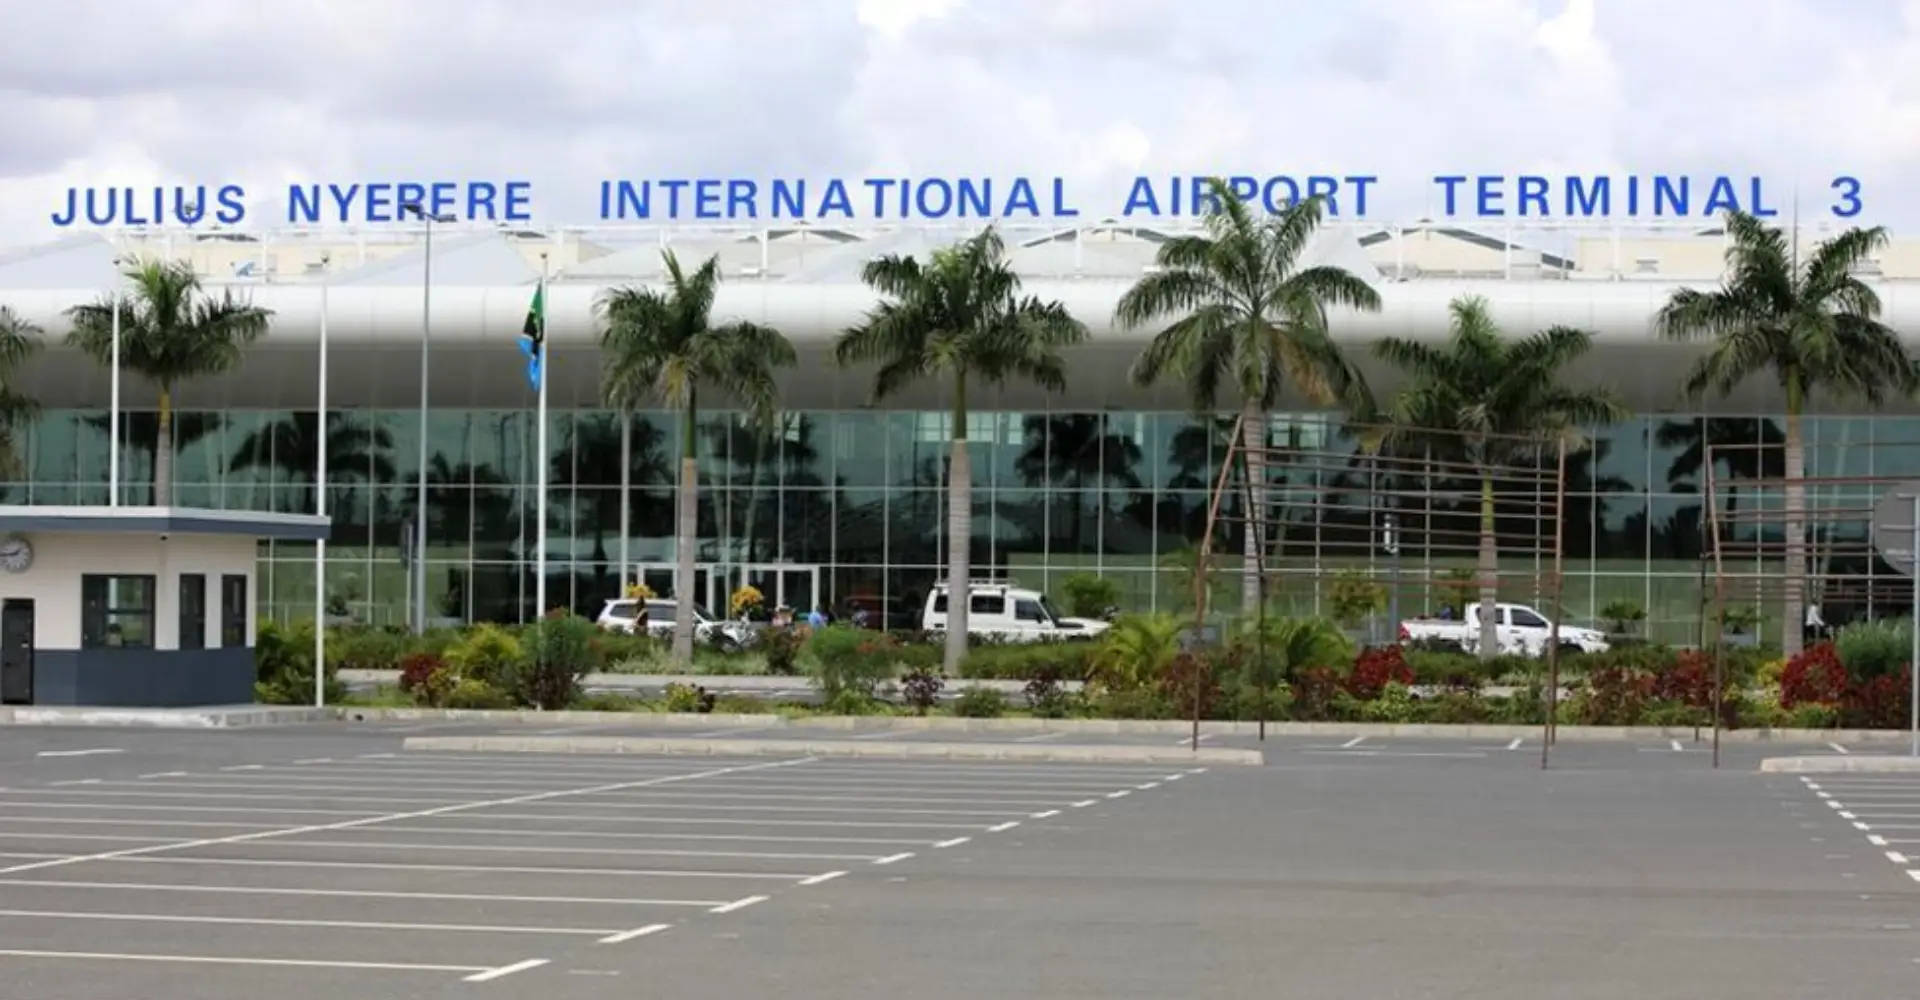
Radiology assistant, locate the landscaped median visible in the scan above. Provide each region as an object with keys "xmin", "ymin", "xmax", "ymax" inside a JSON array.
[{"xmin": 399, "ymin": 734, "xmax": 1263, "ymax": 766}]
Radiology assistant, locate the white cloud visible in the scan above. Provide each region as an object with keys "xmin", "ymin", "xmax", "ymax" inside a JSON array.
[{"xmin": 1, "ymin": 0, "xmax": 1916, "ymax": 242}]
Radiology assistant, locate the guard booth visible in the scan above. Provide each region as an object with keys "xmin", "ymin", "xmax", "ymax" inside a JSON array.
[{"xmin": 0, "ymin": 506, "xmax": 329, "ymax": 707}]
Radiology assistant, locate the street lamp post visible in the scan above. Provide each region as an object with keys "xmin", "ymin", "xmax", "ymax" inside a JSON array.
[{"xmin": 399, "ymin": 203, "xmax": 455, "ymax": 635}]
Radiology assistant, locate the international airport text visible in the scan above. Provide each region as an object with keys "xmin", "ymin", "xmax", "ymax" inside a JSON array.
[{"xmin": 49, "ymin": 173, "xmax": 1869, "ymax": 228}]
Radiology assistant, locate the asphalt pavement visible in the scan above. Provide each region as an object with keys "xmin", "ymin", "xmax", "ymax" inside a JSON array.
[{"xmin": 0, "ymin": 725, "xmax": 1911, "ymax": 998}]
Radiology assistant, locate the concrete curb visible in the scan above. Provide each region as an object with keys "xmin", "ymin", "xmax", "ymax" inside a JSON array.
[
  {"xmin": 402, "ymin": 735, "xmax": 1264, "ymax": 766},
  {"xmin": 339, "ymin": 707, "xmax": 1911, "ymax": 744},
  {"xmin": 1760, "ymin": 755, "xmax": 1920, "ymax": 773},
  {"xmin": 0, "ymin": 706, "xmax": 334, "ymax": 728}
]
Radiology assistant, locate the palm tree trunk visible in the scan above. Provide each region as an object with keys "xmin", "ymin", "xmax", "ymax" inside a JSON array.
[
  {"xmin": 1477, "ymin": 473, "xmax": 1498, "ymax": 661},
  {"xmin": 674, "ymin": 391, "xmax": 699, "ymax": 664},
  {"xmin": 944, "ymin": 371, "xmax": 971, "ymax": 674},
  {"xmin": 1240, "ymin": 404, "xmax": 1265, "ymax": 617},
  {"xmin": 155, "ymin": 387, "xmax": 174, "ymax": 506},
  {"xmin": 1782, "ymin": 385, "xmax": 1807, "ymax": 657}
]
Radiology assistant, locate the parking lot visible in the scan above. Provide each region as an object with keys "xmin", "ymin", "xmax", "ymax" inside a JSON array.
[
  {"xmin": 1, "ymin": 724, "xmax": 1917, "ymax": 998},
  {"xmin": 0, "ymin": 740, "xmax": 1207, "ymax": 999}
]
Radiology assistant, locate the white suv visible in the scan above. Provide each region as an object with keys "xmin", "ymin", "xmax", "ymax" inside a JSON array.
[
  {"xmin": 596, "ymin": 598, "xmax": 756, "ymax": 650},
  {"xmin": 921, "ymin": 580, "xmax": 1110, "ymax": 642}
]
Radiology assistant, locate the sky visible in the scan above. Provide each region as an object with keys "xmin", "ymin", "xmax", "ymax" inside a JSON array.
[{"xmin": 3, "ymin": 0, "xmax": 1918, "ymax": 243}]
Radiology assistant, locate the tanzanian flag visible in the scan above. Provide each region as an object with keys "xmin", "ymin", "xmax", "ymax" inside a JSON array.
[{"xmin": 518, "ymin": 282, "xmax": 545, "ymax": 390}]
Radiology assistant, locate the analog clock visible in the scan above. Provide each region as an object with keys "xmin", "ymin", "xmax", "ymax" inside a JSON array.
[{"xmin": 0, "ymin": 534, "xmax": 31, "ymax": 573}]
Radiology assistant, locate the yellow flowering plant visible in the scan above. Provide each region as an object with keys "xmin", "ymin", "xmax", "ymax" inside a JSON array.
[
  {"xmin": 730, "ymin": 584, "xmax": 766, "ymax": 618},
  {"xmin": 625, "ymin": 582, "xmax": 656, "ymax": 601}
]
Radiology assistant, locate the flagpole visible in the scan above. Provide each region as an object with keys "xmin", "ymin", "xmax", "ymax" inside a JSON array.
[
  {"xmin": 535, "ymin": 256, "xmax": 550, "ymax": 620},
  {"xmin": 314, "ymin": 259, "xmax": 330, "ymax": 707}
]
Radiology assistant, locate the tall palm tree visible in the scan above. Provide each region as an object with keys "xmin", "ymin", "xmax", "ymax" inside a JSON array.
[
  {"xmin": 834, "ymin": 227, "xmax": 1088, "ymax": 672},
  {"xmin": 1373, "ymin": 295, "xmax": 1628, "ymax": 659},
  {"xmin": 1117, "ymin": 178, "xmax": 1382, "ymax": 617},
  {"xmin": 65, "ymin": 259, "xmax": 271, "ymax": 505},
  {"xmin": 0, "ymin": 306, "xmax": 42, "ymax": 478},
  {"xmin": 228, "ymin": 411, "xmax": 396, "ymax": 510},
  {"xmin": 1656, "ymin": 211, "xmax": 1916, "ymax": 656},
  {"xmin": 598, "ymin": 251, "xmax": 796, "ymax": 663}
]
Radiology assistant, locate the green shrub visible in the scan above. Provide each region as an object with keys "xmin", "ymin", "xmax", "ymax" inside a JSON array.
[
  {"xmin": 328, "ymin": 628, "xmax": 407, "ymax": 672},
  {"xmin": 1359, "ymin": 682, "xmax": 1419, "ymax": 723},
  {"xmin": 951, "ymin": 686, "xmax": 1009, "ymax": 718},
  {"xmin": 516, "ymin": 613, "xmax": 602, "ymax": 709},
  {"xmin": 442, "ymin": 623, "xmax": 524, "ymax": 690},
  {"xmin": 758, "ymin": 628, "xmax": 805, "ymax": 675},
  {"xmin": 960, "ymin": 641, "xmax": 1097, "ymax": 681},
  {"xmin": 1418, "ymin": 692, "xmax": 1491, "ymax": 724},
  {"xmin": 444, "ymin": 679, "xmax": 515, "ymax": 709},
  {"xmin": 1404, "ymin": 649, "xmax": 1484, "ymax": 692},
  {"xmin": 1835, "ymin": 619, "xmax": 1912, "ymax": 681},
  {"xmin": 1058, "ymin": 573, "xmax": 1120, "ymax": 618},
  {"xmin": 803, "ymin": 625, "xmax": 899, "ymax": 700},
  {"xmin": 1642, "ymin": 701, "xmax": 1710, "ymax": 728},
  {"xmin": 574, "ymin": 692, "xmax": 651, "ymax": 712},
  {"xmin": 712, "ymin": 693, "xmax": 773, "ymax": 714},
  {"xmin": 254, "ymin": 620, "xmax": 344, "ymax": 705},
  {"xmin": 1786, "ymin": 702, "xmax": 1841, "ymax": 730},
  {"xmin": 663, "ymin": 682, "xmax": 714, "ymax": 713},
  {"xmin": 1093, "ymin": 688, "xmax": 1173, "ymax": 720}
]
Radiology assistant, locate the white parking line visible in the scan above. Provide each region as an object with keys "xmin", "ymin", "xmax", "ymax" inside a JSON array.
[
  {"xmin": 137, "ymin": 772, "xmax": 188, "ymax": 779},
  {"xmin": 220, "ymin": 765, "xmax": 265, "ymax": 772},
  {"xmin": 1029, "ymin": 810, "xmax": 1060, "ymax": 819},
  {"xmin": 96, "ymin": 781, "xmax": 1073, "ymax": 809},
  {"xmin": 261, "ymin": 839, "xmax": 885, "ymax": 862},
  {"xmin": 872, "ymin": 852, "xmax": 914, "ymax": 865},
  {"xmin": 598, "ymin": 924, "xmax": 672, "ymax": 944},
  {"xmin": 364, "ymin": 825, "xmax": 939, "ymax": 846},
  {"xmin": 35, "ymin": 748, "xmax": 122, "ymax": 758},
  {"xmin": 0, "ymin": 756, "xmax": 812, "ymax": 877},
  {"xmin": 466, "ymin": 958, "xmax": 550, "ymax": 982},
  {"xmin": 986, "ymin": 821, "xmax": 1020, "ymax": 833},
  {"xmin": 106, "ymin": 856, "xmax": 815, "ymax": 880},
  {"xmin": 0, "ymin": 948, "xmax": 493, "ymax": 976},
  {"xmin": 1341, "ymin": 736, "xmax": 1367, "ymax": 748},
  {"xmin": 798, "ymin": 871, "xmax": 846, "ymax": 886},
  {"xmin": 851, "ymin": 731, "xmax": 907, "ymax": 740},
  {"xmin": 0, "ymin": 879, "xmax": 728, "ymax": 907},
  {"xmin": 1070, "ymin": 799, "xmax": 1097, "ymax": 808},
  {"xmin": 709, "ymin": 895, "xmax": 768, "ymax": 914},
  {"xmin": 0, "ymin": 832, "xmax": 186, "ymax": 846},
  {"xmin": 1105, "ymin": 790, "xmax": 1130, "ymax": 799},
  {"xmin": 933, "ymin": 837, "xmax": 971, "ymax": 848},
  {"xmin": 1670, "ymin": 739, "xmax": 1684, "ymax": 752},
  {"xmin": 1505, "ymin": 738, "xmax": 1524, "ymax": 751},
  {"xmin": 0, "ymin": 909, "xmax": 620, "ymax": 937},
  {"xmin": 1830, "ymin": 743, "xmax": 1851, "ymax": 755},
  {"xmin": 1014, "ymin": 732, "xmax": 1065, "ymax": 743}
]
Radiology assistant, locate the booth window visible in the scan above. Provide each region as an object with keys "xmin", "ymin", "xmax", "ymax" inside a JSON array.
[
  {"xmin": 220, "ymin": 574, "xmax": 247, "ymax": 647},
  {"xmin": 81, "ymin": 575, "xmax": 156, "ymax": 649},
  {"xmin": 178, "ymin": 574, "xmax": 207, "ymax": 651}
]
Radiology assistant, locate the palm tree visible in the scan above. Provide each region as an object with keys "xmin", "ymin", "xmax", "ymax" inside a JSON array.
[
  {"xmin": 1656, "ymin": 211, "xmax": 1916, "ymax": 656},
  {"xmin": 65, "ymin": 259, "xmax": 271, "ymax": 505},
  {"xmin": 228, "ymin": 411, "xmax": 396, "ymax": 511},
  {"xmin": 834, "ymin": 227, "xmax": 1088, "ymax": 672},
  {"xmin": 1373, "ymin": 295, "xmax": 1628, "ymax": 659},
  {"xmin": 1117, "ymin": 178, "xmax": 1382, "ymax": 617},
  {"xmin": 0, "ymin": 307, "xmax": 42, "ymax": 477},
  {"xmin": 598, "ymin": 251, "xmax": 796, "ymax": 663}
]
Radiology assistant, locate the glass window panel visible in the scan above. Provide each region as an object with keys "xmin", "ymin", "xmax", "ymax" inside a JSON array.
[
  {"xmin": 829, "ymin": 411, "xmax": 886, "ymax": 489},
  {"xmin": 81, "ymin": 574, "xmax": 156, "ymax": 649},
  {"xmin": 888, "ymin": 413, "xmax": 945, "ymax": 489},
  {"xmin": 777, "ymin": 488, "xmax": 832, "ymax": 564},
  {"xmin": 835, "ymin": 489, "xmax": 886, "ymax": 565},
  {"xmin": 1648, "ymin": 494, "xmax": 1703, "ymax": 564},
  {"xmin": 990, "ymin": 490, "xmax": 1046, "ymax": 566},
  {"xmin": 1102, "ymin": 489, "xmax": 1157, "ymax": 558},
  {"xmin": 1594, "ymin": 494, "xmax": 1649, "ymax": 565},
  {"xmin": 887, "ymin": 489, "xmax": 942, "ymax": 566},
  {"xmin": 1590, "ymin": 417, "xmax": 1648, "ymax": 494}
]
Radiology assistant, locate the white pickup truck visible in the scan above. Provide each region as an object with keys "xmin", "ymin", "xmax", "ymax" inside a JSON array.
[{"xmin": 1397, "ymin": 602, "xmax": 1610, "ymax": 656}]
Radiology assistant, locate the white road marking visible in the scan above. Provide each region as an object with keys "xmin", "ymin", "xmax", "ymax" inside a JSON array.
[
  {"xmin": 1136, "ymin": 782, "xmax": 1160, "ymax": 790},
  {"xmin": 0, "ymin": 816, "xmax": 287, "ymax": 831},
  {"xmin": 0, "ymin": 832, "xmax": 185, "ymax": 846},
  {"xmin": 96, "ymin": 780, "xmax": 1070, "ymax": 809},
  {"xmin": 106, "ymin": 855, "xmax": 812, "ymax": 880},
  {"xmin": 1816, "ymin": 792, "xmax": 1832, "ymax": 798},
  {"xmin": 465, "ymin": 958, "xmax": 550, "ymax": 982},
  {"xmin": 1340, "ymin": 736, "xmax": 1367, "ymax": 748},
  {"xmin": 798, "ymin": 871, "xmax": 846, "ymax": 886},
  {"xmin": 1855, "ymin": 821, "xmax": 1874, "ymax": 831},
  {"xmin": 1105, "ymin": 790, "xmax": 1130, "ymax": 799},
  {"xmin": 709, "ymin": 895, "xmax": 768, "ymax": 914},
  {"xmin": 986, "ymin": 821, "xmax": 1020, "ymax": 833},
  {"xmin": 1029, "ymin": 810, "xmax": 1060, "ymax": 819},
  {"xmin": 1669, "ymin": 739, "xmax": 1684, "ymax": 752},
  {"xmin": 1870, "ymin": 835, "xmax": 1890, "ymax": 846},
  {"xmin": 48, "ymin": 780, "xmax": 100, "ymax": 787},
  {"xmin": 872, "ymin": 852, "xmax": 914, "ymax": 865},
  {"xmin": 0, "ymin": 756, "xmax": 811, "ymax": 877},
  {"xmin": 0, "ymin": 908, "xmax": 617, "ymax": 937},
  {"xmin": 35, "ymin": 749, "xmax": 122, "ymax": 758},
  {"xmin": 1070, "ymin": 799, "xmax": 1097, "ymax": 808},
  {"xmin": 1909, "ymin": 871, "xmax": 1920, "ymax": 884},
  {"xmin": 292, "ymin": 758, "xmax": 334, "ymax": 765},
  {"xmin": 219, "ymin": 765, "xmax": 264, "ymax": 772},
  {"xmin": 597, "ymin": 924, "xmax": 671, "ymax": 944},
  {"xmin": 138, "ymin": 772, "xmax": 188, "ymax": 779},
  {"xmin": 1889, "ymin": 851, "xmax": 1910, "ymax": 864},
  {"xmin": 263, "ymin": 839, "xmax": 883, "ymax": 862},
  {"xmin": 850, "ymin": 731, "xmax": 907, "ymax": 740},
  {"xmin": 365, "ymin": 826, "xmax": 937, "ymax": 846},
  {"xmin": 1302, "ymin": 750, "xmax": 1488, "ymax": 759},
  {"xmin": 0, "ymin": 879, "xmax": 724, "ymax": 907},
  {"xmin": 1830, "ymin": 743, "xmax": 1851, "ymax": 755},
  {"xmin": 1172, "ymin": 733, "xmax": 1214, "ymax": 746},
  {"xmin": 1841, "ymin": 812, "xmax": 1857, "ymax": 819},
  {"xmin": 933, "ymin": 837, "xmax": 971, "ymax": 848},
  {"xmin": 1505, "ymin": 738, "xmax": 1524, "ymax": 751},
  {"xmin": 0, "ymin": 948, "xmax": 487, "ymax": 975},
  {"xmin": 1013, "ymin": 732, "xmax": 1065, "ymax": 743}
]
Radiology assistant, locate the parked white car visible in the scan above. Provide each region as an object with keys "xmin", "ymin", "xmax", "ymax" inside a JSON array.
[
  {"xmin": 1398, "ymin": 601, "xmax": 1609, "ymax": 656},
  {"xmin": 597, "ymin": 598, "xmax": 756, "ymax": 650},
  {"xmin": 921, "ymin": 580, "xmax": 1110, "ymax": 642}
]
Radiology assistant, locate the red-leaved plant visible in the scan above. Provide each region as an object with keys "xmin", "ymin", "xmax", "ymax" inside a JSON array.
[
  {"xmin": 1346, "ymin": 646, "xmax": 1414, "ymax": 701},
  {"xmin": 1780, "ymin": 642, "xmax": 1849, "ymax": 709}
]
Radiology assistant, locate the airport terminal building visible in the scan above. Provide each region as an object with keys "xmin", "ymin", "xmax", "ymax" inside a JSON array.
[{"xmin": 3, "ymin": 218, "xmax": 1919, "ymax": 643}]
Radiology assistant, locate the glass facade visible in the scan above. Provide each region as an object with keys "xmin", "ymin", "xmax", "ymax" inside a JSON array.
[{"xmin": 9, "ymin": 407, "xmax": 1907, "ymax": 643}]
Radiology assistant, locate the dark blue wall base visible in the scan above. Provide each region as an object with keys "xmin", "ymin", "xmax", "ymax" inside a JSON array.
[{"xmin": 28, "ymin": 647, "xmax": 254, "ymax": 707}]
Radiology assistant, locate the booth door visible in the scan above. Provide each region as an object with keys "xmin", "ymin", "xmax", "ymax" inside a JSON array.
[{"xmin": 0, "ymin": 598, "xmax": 33, "ymax": 705}]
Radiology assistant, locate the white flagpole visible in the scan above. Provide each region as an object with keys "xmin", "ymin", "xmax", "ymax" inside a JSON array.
[
  {"xmin": 314, "ymin": 260, "xmax": 330, "ymax": 707},
  {"xmin": 534, "ymin": 258, "xmax": 549, "ymax": 620},
  {"xmin": 108, "ymin": 282, "xmax": 121, "ymax": 507}
]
